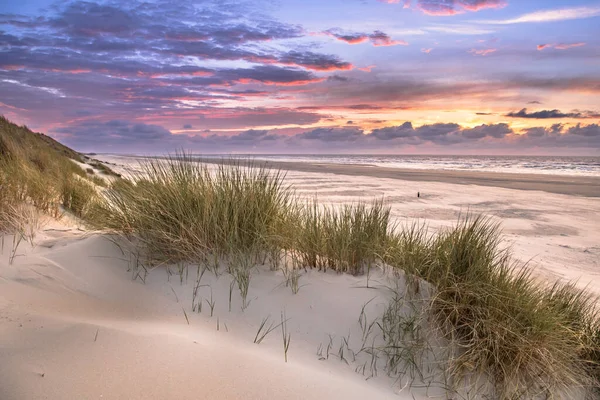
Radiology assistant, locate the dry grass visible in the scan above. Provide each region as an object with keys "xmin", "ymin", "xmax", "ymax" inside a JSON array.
[
  {"xmin": 0, "ymin": 116, "xmax": 101, "ymax": 222},
  {"xmin": 384, "ymin": 217, "xmax": 600, "ymax": 398},
  {"xmin": 87, "ymin": 153, "xmax": 294, "ymax": 268},
  {"xmin": 291, "ymin": 200, "xmax": 392, "ymax": 275}
]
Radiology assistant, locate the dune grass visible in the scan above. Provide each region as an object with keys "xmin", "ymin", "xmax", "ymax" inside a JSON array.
[
  {"xmin": 88, "ymin": 155, "xmax": 600, "ymax": 398},
  {"xmin": 0, "ymin": 116, "xmax": 102, "ymax": 222},
  {"xmin": 384, "ymin": 217, "xmax": 600, "ymax": 398},
  {"xmin": 291, "ymin": 200, "xmax": 392, "ymax": 274},
  {"xmin": 87, "ymin": 153, "xmax": 294, "ymax": 268}
]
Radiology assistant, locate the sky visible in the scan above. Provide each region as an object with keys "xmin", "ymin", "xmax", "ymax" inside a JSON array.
[{"xmin": 1, "ymin": 0, "xmax": 599, "ymax": 155}]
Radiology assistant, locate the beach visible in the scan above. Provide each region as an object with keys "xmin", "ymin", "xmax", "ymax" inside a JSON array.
[
  {"xmin": 2, "ymin": 154, "xmax": 599, "ymax": 400},
  {"xmin": 106, "ymin": 154, "xmax": 600, "ymax": 292}
]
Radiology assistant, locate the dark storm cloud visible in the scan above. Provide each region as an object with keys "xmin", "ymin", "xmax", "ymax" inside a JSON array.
[{"xmin": 506, "ymin": 108, "xmax": 600, "ymax": 119}]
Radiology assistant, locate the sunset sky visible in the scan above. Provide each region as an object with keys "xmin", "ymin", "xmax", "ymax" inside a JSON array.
[{"xmin": 1, "ymin": 0, "xmax": 599, "ymax": 154}]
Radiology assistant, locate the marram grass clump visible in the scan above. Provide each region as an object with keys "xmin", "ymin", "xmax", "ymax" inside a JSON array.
[
  {"xmin": 87, "ymin": 153, "xmax": 294, "ymax": 266},
  {"xmin": 385, "ymin": 216, "xmax": 600, "ymax": 398},
  {"xmin": 291, "ymin": 200, "xmax": 392, "ymax": 274}
]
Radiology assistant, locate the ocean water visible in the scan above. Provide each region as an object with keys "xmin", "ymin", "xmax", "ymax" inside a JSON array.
[{"xmin": 201, "ymin": 155, "xmax": 600, "ymax": 177}]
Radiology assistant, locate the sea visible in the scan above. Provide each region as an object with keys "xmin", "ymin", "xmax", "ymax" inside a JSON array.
[{"xmin": 197, "ymin": 155, "xmax": 600, "ymax": 177}]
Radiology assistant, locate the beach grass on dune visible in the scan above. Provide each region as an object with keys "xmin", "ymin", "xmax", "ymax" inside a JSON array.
[
  {"xmin": 87, "ymin": 153, "xmax": 294, "ymax": 266},
  {"xmin": 88, "ymin": 155, "xmax": 600, "ymax": 398},
  {"xmin": 291, "ymin": 200, "xmax": 392, "ymax": 274},
  {"xmin": 0, "ymin": 116, "xmax": 99, "ymax": 221},
  {"xmin": 386, "ymin": 217, "xmax": 600, "ymax": 397}
]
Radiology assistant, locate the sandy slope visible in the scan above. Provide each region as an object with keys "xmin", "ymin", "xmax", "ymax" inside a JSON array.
[{"xmin": 1, "ymin": 225, "xmax": 423, "ymax": 400}]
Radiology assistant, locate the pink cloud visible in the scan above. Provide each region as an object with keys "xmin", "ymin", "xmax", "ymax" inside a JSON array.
[
  {"xmin": 324, "ymin": 30, "xmax": 408, "ymax": 47},
  {"xmin": 537, "ymin": 42, "xmax": 586, "ymax": 51},
  {"xmin": 378, "ymin": 0, "xmax": 411, "ymax": 6},
  {"xmin": 385, "ymin": 0, "xmax": 506, "ymax": 16},
  {"xmin": 421, "ymin": 48, "xmax": 433, "ymax": 53},
  {"xmin": 460, "ymin": 0, "xmax": 506, "ymax": 12},
  {"xmin": 371, "ymin": 35, "xmax": 409, "ymax": 47},
  {"xmin": 554, "ymin": 42, "xmax": 586, "ymax": 50},
  {"xmin": 358, "ymin": 65, "xmax": 376, "ymax": 72},
  {"xmin": 323, "ymin": 31, "xmax": 369, "ymax": 44},
  {"xmin": 468, "ymin": 48, "xmax": 497, "ymax": 56}
]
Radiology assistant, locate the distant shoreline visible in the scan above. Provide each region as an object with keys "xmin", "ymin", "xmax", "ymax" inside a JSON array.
[
  {"xmin": 102, "ymin": 154, "xmax": 600, "ymax": 197},
  {"xmin": 197, "ymin": 158, "xmax": 600, "ymax": 198}
]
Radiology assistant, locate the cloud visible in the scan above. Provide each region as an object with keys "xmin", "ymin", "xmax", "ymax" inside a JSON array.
[
  {"xmin": 416, "ymin": 0, "xmax": 506, "ymax": 16},
  {"xmin": 51, "ymin": 118, "xmax": 600, "ymax": 153},
  {"xmin": 324, "ymin": 31, "xmax": 369, "ymax": 44},
  {"xmin": 369, "ymin": 30, "xmax": 409, "ymax": 46},
  {"xmin": 327, "ymin": 75, "xmax": 350, "ymax": 82},
  {"xmin": 0, "ymin": 0, "xmax": 352, "ymax": 74},
  {"xmin": 421, "ymin": 48, "xmax": 433, "ymax": 53},
  {"xmin": 370, "ymin": 122, "xmax": 416, "ymax": 140},
  {"xmin": 277, "ymin": 51, "xmax": 353, "ymax": 71},
  {"xmin": 296, "ymin": 127, "xmax": 364, "ymax": 141},
  {"xmin": 56, "ymin": 120, "xmax": 172, "ymax": 147},
  {"xmin": 358, "ymin": 65, "xmax": 376, "ymax": 72},
  {"xmin": 460, "ymin": 123, "xmax": 511, "ymax": 138},
  {"xmin": 506, "ymin": 108, "xmax": 600, "ymax": 119},
  {"xmin": 537, "ymin": 42, "xmax": 586, "ymax": 51},
  {"xmin": 513, "ymin": 124, "xmax": 600, "ymax": 148},
  {"xmin": 426, "ymin": 25, "xmax": 495, "ymax": 34},
  {"xmin": 230, "ymin": 129, "xmax": 271, "ymax": 141},
  {"xmin": 479, "ymin": 6, "xmax": 600, "ymax": 24},
  {"xmin": 468, "ymin": 48, "xmax": 497, "ymax": 56},
  {"xmin": 554, "ymin": 42, "xmax": 586, "ymax": 50},
  {"xmin": 183, "ymin": 124, "xmax": 193, "ymax": 129},
  {"xmin": 219, "ymin": 65, "xmax": 324, "ymax": 86},
  {"xmin": 324, "ymin": 29, "xmax": 407, "ymax": 47}
]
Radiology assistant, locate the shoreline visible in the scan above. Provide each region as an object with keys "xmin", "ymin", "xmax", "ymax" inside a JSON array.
[
  {"xmin": 193, "ymin": 158, "xmax": 600, "ymax": 197},
  {"xmin": 103, "ymin": 154, "xmax": 600, "ymax": 197}
]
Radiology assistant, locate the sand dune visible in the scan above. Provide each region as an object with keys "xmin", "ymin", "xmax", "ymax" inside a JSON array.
[
  {"xmin": 3, "ymin": 156, "xmax": 599, "ymax": 399},
  {"xmin": 1, "ymin": 226, "xmax": 420, "ymax": 400}
]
